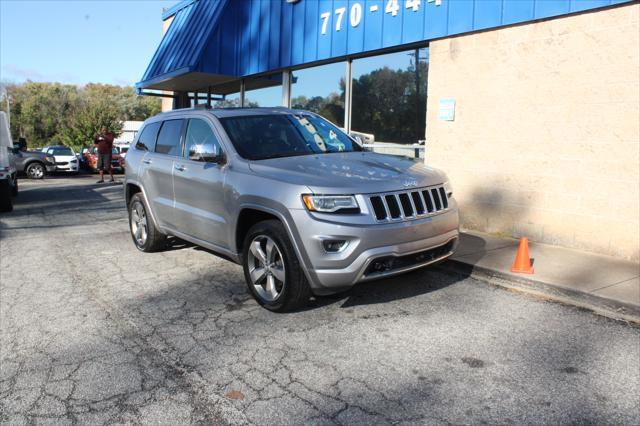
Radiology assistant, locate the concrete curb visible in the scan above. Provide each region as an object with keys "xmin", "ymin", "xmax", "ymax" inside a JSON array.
[{"xmin": 439, "ymin": 259, "xmax": 640, "ymax": 325}]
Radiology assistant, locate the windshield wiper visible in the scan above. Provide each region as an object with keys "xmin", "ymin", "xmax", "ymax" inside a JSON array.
[{"xmin": 254, "ymin": 152, "xmax": 315, "ymax": 160}]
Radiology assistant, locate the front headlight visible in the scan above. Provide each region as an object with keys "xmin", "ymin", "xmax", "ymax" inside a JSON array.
[
  {"xmin": 45, "ymin": 156, "xmax": 55, "ymax": 163},
  {"xmin": 443, "ymin": 181, "xmax": 453, "ymax": 198},
  {"xmin": 302, "ymin": 194, "xmax": 359, "ymax": 213}
]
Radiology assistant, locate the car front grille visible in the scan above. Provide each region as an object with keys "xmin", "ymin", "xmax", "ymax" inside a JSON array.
[
  {"xmin": 56, "ymin": 162, "xmax": 68, "ymax": 166},
  {"xmin": 368, "ymin": 185, "xmax": 449, "ymax": 222}
]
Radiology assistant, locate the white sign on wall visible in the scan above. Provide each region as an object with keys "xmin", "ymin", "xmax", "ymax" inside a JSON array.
[{"xmin": 438, "ymin": 98, "xmax": 456, "ymax": 121}]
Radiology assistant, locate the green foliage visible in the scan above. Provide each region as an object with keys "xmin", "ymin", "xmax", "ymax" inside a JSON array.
[
  {"xmin": 292, "ymin": 92, "xmax": 345, "ymax": 127},
  {"xmin": 0, "ymin": 82, "xmax": 161, "ymax": 151},
  {"xmin": 293, "ymin": 61, "xmax": 428, "ymax": 143},
  {"xmin": 212, "ymin": 98, "xmax": 258, "ymax": 108}
]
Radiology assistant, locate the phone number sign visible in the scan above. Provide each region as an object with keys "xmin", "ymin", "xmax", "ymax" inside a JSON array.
[{"xmin": 320, "ymin": 0, "xmax": 442, "ymax": 35}]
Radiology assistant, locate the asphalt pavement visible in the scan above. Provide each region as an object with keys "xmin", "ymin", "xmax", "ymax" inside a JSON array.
[{"xmin": 1, "ymin": 175, "xmax": 639, "ymax": 425}]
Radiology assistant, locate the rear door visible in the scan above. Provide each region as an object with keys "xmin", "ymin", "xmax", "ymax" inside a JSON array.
[
  {"xmin": 139, "ymin": 119, "xmax": 185, "ymax": 229},
  {"xmin": 172, "ymin": 117, "xmax": 228, "ymax": 248}
]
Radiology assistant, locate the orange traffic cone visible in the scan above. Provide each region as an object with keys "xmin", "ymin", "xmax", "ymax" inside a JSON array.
[{"xmin": 510, "ymin": 237, "xmax": 534, "ymax": 274}]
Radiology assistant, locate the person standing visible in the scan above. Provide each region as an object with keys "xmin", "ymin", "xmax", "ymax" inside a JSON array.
[{"xmin": 94, "ymin": 126, "xmax": 114, "ymax": 183}]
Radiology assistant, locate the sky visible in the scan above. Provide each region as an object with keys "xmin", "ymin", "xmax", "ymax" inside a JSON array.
[
  {"xmin": 0, "ymin": 0, "xmax": 424, "ymax": 102},
  {"xmin": 0, "ymin": 0, "xmax": 179, "ymax": 86}
]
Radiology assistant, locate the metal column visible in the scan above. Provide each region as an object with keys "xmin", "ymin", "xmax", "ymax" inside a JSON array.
[
  {"xmin": 344, "ymin": 59, "xmax": 353, "ymax": 133},
  {"xmin": 282, "ymin": 70, "xmax": 292, "ymax": 108},
  {"xmin": 240, "ymin": 79, "xmax": 246, "ymax": 107},
  {"xmin": 173, "ymin": 91, "xmax": 190, "ymax": 109}
]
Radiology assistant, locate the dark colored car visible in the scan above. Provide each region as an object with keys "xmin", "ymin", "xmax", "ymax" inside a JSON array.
[{"xmin": 12, "ymin": 148, "xmax": 56, "ymax": 179}]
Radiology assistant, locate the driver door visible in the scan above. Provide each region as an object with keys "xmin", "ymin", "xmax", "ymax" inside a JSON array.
[{"xmin": 172, "ymin": 118, "xmax": 228, "ymax": 248}]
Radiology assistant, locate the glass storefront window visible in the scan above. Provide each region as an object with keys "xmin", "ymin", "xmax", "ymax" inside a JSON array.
[
  {"xmin": 351, "ymin": 48, "xmax": 428, "ymax": 145},
  {"xmin": 212, "ymin": 92, "xmax": 242, "ymax": 108},
  {"xmin": 291, "ymin": 62, "xmax": 346, "ymax": 128},
  {"xmin": 244, "ymin": 73, "xmax": 283, "ymax": 107}
]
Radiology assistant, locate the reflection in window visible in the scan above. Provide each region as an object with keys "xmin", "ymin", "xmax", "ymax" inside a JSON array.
[
  {"xmin": 184, "ymin": 119, "xmax": 221, "ymax": 159},
  {"xmin": 212, "ymin": 82, "xmax": 244, "ymax": 108},
  {"xmin": 352, "ymin": 48, "xmax": 428, "ymax": 144},
  {"xmin": 291, "ymin": 62, "xmax": 346, "ymax": 128},
  {"xmin": 220, "ymin": 113, "xmax": 360, "ymax": 161},
  {"xmin": 243, "ymin": 74, "xmax": 283, "ymax": 107},
  {"xmin": 155, "ymin": 120, "xmax": 183, "ymax": 156}
]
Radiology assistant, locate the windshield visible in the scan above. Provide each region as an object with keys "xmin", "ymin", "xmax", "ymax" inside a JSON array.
[
  {"xmin": 220, "ymin": 113, "xmax": 361, "ymax": 160},
  {"xmin": 48, "ymin": 147, "xmax": 74, "ymax": 156}
]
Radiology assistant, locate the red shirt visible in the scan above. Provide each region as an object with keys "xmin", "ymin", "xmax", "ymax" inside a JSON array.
[{"xmin": 94, "ymin": 132, "xmax": 114, "ymax": 155}]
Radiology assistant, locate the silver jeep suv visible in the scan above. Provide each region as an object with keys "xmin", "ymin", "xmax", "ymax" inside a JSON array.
[{"xmin": 124, "ymin": 107, "xmax": 459, "ymax": 311}]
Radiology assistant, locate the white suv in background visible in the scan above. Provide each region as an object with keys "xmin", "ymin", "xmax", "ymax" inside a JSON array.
[{"xmin": 42, "ymin": 145, "xmax": 79, "ymax": 174}]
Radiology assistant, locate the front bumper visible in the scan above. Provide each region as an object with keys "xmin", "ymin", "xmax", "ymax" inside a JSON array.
[
  {"xmin": 55, "ymin": 163, "xmax": 79, "ymax": 172},
  {"xmin": 45, "ymin": 164, "xmax": 56, "ymax": 173},
  {"xmin": 289, "ymin": 204, "xmax": 459, "ymax": 295}
]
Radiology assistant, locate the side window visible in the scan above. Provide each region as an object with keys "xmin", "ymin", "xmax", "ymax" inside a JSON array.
[
  {"xmin": 155, "ymin": 120, "xmax": 184, "ymax": 156},
  {"xmin": 184, "ymin": 119, "xmax": 222, "ymax": 160},
  {"xmin": 135, "ymin": 122, "xmax": 160, "ymax": 152}
]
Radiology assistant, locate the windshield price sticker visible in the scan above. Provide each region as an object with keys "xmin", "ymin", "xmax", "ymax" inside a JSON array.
[{"xmin": 321, "ymin": 0, "xmax": 440, "ymax": 35}]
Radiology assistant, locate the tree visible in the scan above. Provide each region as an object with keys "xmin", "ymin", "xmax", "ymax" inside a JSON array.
[
  {"xmin": 290, "ymin": 62, "xmax": 427, "ymax": 143},
  {"xmin": 58, "ymin": 94, "xmax": 123, "ymax": 151},
  {"xmin": 0, "ymin": 81, "xmax": 161, "ymax": 150}
]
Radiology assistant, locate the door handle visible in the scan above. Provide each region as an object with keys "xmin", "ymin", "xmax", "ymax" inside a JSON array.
[
  {"xmin": 174, "ymin": 164, "xmax": 185, "ymax": 172},
  {"xmin": 142, "ymin": 159, "xmax": 152, "ymax": 165}
]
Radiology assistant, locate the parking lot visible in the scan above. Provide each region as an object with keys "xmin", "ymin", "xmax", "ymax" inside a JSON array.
[{"xmin": 1, "ymin": 175, "xmax": 639, "ymax": 425}]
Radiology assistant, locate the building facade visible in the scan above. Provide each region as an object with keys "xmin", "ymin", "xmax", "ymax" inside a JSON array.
[{"xmin": 138, "ymin": 0, "xmax": 639, "ymax": 260}]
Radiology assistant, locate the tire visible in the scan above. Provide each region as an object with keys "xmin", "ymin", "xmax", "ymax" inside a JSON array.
[
  {"xmin": 242, "ymin": 220, "xmax": 311, "ymax": 312},
  {"xmin": 26, "ymin": 162, "xmax": 45, "ymax": 179},
  {"xmin": 128, "ymin": 193, "xmax": 166, "ymax": 252},
  {"xmin": 11, "ymin": 176, "xmax": 18, "ymax": 196},
  {"xmin": 0, "ymin": 180, "xmax": 13, "ymax": 213}
]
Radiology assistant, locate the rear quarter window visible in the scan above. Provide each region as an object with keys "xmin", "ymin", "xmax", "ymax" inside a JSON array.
[{"xmin": 135, "ymin": 122, "xmax": 161, "ymax": 152}]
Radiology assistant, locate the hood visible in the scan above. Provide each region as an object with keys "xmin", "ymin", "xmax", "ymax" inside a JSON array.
[{"xmin": 247, "ymin": 152, "xmax": 447, "ymax": 194}]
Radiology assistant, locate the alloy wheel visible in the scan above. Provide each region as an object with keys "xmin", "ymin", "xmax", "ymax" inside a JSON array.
[
  {"xmin": 28, "ymin": 164, "xmax": 44, "ymax": 179},
  {"xmin": 247, "ymin": 235, "xmax": 286, "ymax": 302},
  {"xmin": 130, "ymin": 201, "xmax": 148, "ymax": 247}
]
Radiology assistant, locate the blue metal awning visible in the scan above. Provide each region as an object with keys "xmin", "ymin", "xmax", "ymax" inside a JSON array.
[
  {"xmin": 138, "ymin": 0, "xmax": 632, "ymax": 94},
  {"xmin": 136, "ymin": 0, "xmax": 231, "ymax": 92}
]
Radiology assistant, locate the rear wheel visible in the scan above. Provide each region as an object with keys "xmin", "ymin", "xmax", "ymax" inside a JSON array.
[
  {"xmin": 128, "ymin": 193, "xmax": 166, "ymax": 252},
  {"xmin": 242, "ymin": 220, "xmax": 311, "ymax": 312},
  {"xmin": 0, "ymin": 180, "xmax": 13, "ymax": 212},
  {"xmin": 26, "ymin": 162, "xmax": 45, "ymax": 179}
]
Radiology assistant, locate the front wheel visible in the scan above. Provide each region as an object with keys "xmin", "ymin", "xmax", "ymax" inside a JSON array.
[
  {"xmin": 26, "ymin": 162, "xmax": 45, "ymax": 179},
  {"xmin": 128, "ymin": 193, "xmax": 166, "ymax": 252},
  {"xmin": 11, "ymin": 176, "xmax": 18, "ymax": 196},
  {"xmin": 242, "ymin": 220, "xmax": 311, "ymax": 312}
]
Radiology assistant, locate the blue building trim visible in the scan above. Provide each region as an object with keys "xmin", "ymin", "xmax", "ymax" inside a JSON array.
[
  {"xmin": 161, "ymin": 0, "xmax": 197, "ymax": 21},
  {"xmin": 137, "ymin": 0, "xmax": 634, "ymax": 90}
]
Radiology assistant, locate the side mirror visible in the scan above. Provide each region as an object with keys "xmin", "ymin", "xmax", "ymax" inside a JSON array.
[{"xmin": 189, "ymin": 143, "xmax": 225, "ymax": 164}]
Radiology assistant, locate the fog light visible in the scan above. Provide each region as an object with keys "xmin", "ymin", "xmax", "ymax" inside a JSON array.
[{"xmin": 323, "ymin": 239, "xmax": 347, "ymax": 253}]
